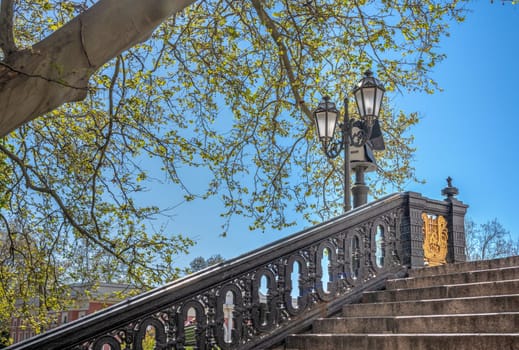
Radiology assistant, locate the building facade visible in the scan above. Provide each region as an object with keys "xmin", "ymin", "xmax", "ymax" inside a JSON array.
[{"xmin": 9, "ymin": 283, "xmax": 132, "ymax": 344}]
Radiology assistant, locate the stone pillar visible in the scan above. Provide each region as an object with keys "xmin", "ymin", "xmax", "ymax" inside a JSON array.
[
  {"xmin": 442, "ymin": 177, "xmax": 468, "ymax": 263},
  {"xmin": 401, "ymin": 192, "xmax": 427, "ymax": 268}
]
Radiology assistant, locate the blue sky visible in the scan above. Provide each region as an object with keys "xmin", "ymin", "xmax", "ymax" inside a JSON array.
[
  {"xmin": 401, "ymin": 2, "xmax": 519, "ymax": 240},
  {"xmin": 157, "ymin": 2, "xmax": 519, "ymax": 268}
]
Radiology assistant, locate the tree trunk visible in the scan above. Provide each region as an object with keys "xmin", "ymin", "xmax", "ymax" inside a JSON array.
[{"xmin": 0, "ymin": 0, "xmax": 196, "ymax": 137}]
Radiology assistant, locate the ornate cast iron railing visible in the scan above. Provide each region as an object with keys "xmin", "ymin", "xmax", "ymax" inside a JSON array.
[{"xmin": 7, "ymin": 190, "xmax": 467, "ymax": 350}]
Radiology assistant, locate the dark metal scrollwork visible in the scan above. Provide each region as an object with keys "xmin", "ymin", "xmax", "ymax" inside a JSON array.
[
  {"xmin": 32, "ymin": 195, "xmax": 431, "ymax": 350},
  {"xmin": 322, "ymin": 119, "xmax": 372, "ymax": 159}
]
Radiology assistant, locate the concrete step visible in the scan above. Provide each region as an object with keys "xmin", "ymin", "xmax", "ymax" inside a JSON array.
[
  {"xmin": 286, "ymin": 334, "xmax": 519, "ymax": 350},
  {"xmin": 286, "ymin": 257, "xmax": 519, "ymax": 350},
  {"xmin": 343, "ymin": 294, "xmax": 519, "ymax": 317},
  {"xmin": 408, "ymin": 256, "xmax": 519, "ymax": 278},
  {"xmin": 362, "ymin": 279, "xmax": 519, "ymax": 303},
  {"xmin": 386, "ymin": 266, "xmax": 519, "ymax": 290},
  {"xmin": 313, "ymin": 313, "xmax": 519, "ymax": 334}
]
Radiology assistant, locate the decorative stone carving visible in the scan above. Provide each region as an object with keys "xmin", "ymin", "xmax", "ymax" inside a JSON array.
[{"xmin": 422, "ymin": 213, "xmax": 448, "ymax": 266}]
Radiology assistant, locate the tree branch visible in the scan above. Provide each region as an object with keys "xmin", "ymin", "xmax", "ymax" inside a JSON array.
[
  {"xmin": 0, "ymin": 0, "xmax": 197, "ymax": 137},
  {"xmin": 250, "ymin": 0, "xmax": 313, "ymax": 123},
  {"xmin": 0, "ymin": 0, "xmax": 17, "ymax": 57},
  {"xmin": 0, "ymin": 143, "xmax": 132, "ymax": 276}
]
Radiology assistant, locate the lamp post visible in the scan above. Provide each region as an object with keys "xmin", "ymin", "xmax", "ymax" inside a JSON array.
[{"xmin": 313, "ymin": 70, "xmax": 385, "ymax": 212}]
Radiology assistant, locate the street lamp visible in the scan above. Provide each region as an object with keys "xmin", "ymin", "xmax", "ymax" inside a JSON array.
[{"xmin": 313, "ymin": 70, "xmax": 385, "ymax": 212}]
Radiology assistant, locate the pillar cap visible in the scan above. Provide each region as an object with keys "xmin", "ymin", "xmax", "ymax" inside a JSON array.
[{"xmin": 441, "ymin": 176, "xmax": 459, "ymax": 200}]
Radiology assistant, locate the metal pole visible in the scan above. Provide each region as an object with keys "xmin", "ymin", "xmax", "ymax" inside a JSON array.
[
  {"xmin": 343, "ymin": 97, "xmax": 351, "ymax": 212},
  {"xmin": 352, "ymin": 165, "xmax": 369, "ymax": 208}
]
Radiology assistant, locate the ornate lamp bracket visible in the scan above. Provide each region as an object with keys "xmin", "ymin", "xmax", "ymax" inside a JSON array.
[
  {"xmin": 322, "ymin": 130, "xmax": 344, "ymax": 159},
  {"xmin": 322, "ymin": 119, "xmax": 371, "ymax": 159}
]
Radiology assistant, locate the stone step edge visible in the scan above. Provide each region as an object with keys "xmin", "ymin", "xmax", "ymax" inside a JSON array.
[
  {"xmin": 324, "ymin": 311, "xmax": 519, "ymax": 320},
  {"xmin": 286, "ymin": 333, "xmax": 519, "ymax": 349},
  {"xmin": 407, "ymin": 256, "xmax": 519, "ymax": 278},
  {"xmin": 388, "ymin": 265, "xmax": 519, "ymax": 287},
  {"xmin": 345, "ymin": 293, "xmax": 519, "ymax": 308},
  {"xmin": 291, "ymin": 333, "xmax": 519, "ymax": 337},
  {"xmin": 364, "ymin": 278, "xmax": 519, "ymax": 298}
]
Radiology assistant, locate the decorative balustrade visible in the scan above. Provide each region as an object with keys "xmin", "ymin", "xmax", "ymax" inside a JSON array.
[{"xmin": 8, "ymin": 190, "xmax": 467, "ymax": 350}]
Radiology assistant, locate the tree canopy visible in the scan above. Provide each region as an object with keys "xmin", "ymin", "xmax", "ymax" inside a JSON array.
[
  {"xmin": 189, "ymin": 254, "xmax": 226, "ymax": 273},
  {"xmin": 0, "ymin": 0, "xmax": 468, "ymax": 339}
]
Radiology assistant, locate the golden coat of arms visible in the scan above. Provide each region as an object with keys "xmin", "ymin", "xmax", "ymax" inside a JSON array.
[{"xmin": 422, "ymin": 213, "xmax": 448, "ymax": 266}]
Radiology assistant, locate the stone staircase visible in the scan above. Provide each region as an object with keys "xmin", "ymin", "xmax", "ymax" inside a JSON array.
[{"xmin": 286, "ymin": 256, "xmax": 519, "ymax": 350}]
